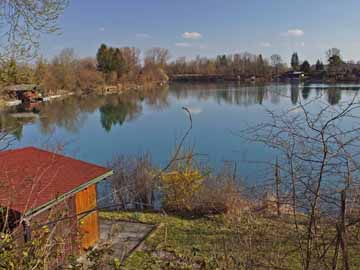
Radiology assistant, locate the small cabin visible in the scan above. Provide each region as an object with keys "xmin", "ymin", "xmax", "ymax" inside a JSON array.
[
  {"xmin": 281, "ymin": 71, "xmax": 305, "ymax": 81},
  {"xmin": 0, "ymin": 147, "xmax": 113, "ymax": 263},
  {"xmin": 4, "ymin": 84, "xmax": 41, "ymax": 103}
]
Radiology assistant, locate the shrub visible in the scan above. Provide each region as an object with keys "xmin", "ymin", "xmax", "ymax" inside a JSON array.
[
  {"xmin": 161, "ymin": 169, "xmax": 204, "ymax": 213},
  {"xmin": 109, "ymin": 154, "xmax": 157, "ymax": 210}
]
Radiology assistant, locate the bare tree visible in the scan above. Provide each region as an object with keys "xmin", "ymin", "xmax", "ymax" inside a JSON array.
[
  {"xmin": 144, "ymin": 47, "xmax": 170, "ymax": 68},
  {"xmin": 326, "ymin": 48, "xmax": 341, "ymax": 61},
  {"xmin": 46, "ymin": 48, "xmax": 77, "ymax": 91},
  {"xmin": 244, "ymin": 93, "xmax": 360, "ymax": 269},
  {"xmin": 270, "ymin": 54, "xmax": 283, "ymax": 78},
  {"xmin": 0, "ymin": 0, "xmax": 68, "ymax": 61}
]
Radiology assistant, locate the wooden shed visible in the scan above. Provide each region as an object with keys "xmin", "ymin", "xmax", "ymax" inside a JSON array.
[
  {"xmin": 4, "ymin": 84, "xmax": 41, "ymax": 103},
  {"xmin": 0, "ymin": 147, "xmax": 113, "ymax": 258}
]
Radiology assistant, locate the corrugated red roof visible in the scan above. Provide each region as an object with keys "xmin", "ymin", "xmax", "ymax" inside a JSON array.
[{"xmin": 0, "ymin": 147, "xmax": 112, "ymax": 214}]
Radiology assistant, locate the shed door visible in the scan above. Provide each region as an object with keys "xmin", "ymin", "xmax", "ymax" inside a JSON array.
[{"xmin": 75, "ymin": 185, "xmax": 99, "ymax": 250}]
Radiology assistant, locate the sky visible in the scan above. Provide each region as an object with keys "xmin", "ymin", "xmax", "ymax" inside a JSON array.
[{"xmin": 40, "ymin": 0, "xmax": 360, "ymax": 64}]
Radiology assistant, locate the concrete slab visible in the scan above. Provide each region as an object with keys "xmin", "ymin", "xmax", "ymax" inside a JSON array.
[{"xmin": 99, "ymin": 218, "xmax": 155, "ymax": 259}]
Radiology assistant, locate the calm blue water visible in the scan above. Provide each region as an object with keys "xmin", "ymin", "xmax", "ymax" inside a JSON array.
[{"xmin": 1, "ymin": 83, "xmax": 359, "ymax": 186}]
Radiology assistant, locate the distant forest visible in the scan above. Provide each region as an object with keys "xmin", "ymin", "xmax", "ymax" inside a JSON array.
[{"xmin": 0, "ymin": 45, "xmax": 359, "ymax": 96}]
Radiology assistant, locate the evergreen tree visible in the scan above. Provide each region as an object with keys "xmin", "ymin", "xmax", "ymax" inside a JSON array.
[
  {"xmin": 114, "ymin": 48, "xmax": 128, "ymax": 79},
  {"xmin": 315, "ymin": 60, "xmax": 324, "ymax": 71},
  {"xmin": 291, "ymin": 52, "xmax": 300, "ymax": 71},
  {"xmin": 326, "ymin": 48, "xmax": 343, "ymax": 66},
  {"xmin": 328, "ymin": 55, "xmax": 342, "ymax": 66},
  {"xmin": 257, "ymin": 54, "xmax": 265, "ymax": 75},
  {"xmin": 96, "ymin": 44, "xmax": 109, "ymax": 72},
  {"xmin": 107, "ymin": 47, "xmax": 116, "ymax": 72},
  {"xmin": 300, "ymin": 60, "xmax": 311, "ymax": 74}
]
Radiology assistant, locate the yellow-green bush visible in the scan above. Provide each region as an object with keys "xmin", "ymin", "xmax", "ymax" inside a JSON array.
[{"xmin": 161, "ymin": 169, "xmax": 204, "ymax": 212}]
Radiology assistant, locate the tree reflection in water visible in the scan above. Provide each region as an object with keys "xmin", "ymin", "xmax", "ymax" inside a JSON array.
[
  {"xmin": 0, "ymin": 114, "xmax": 25, "ymax": 140},
  {"xmin": 0, "ymin": 84, "xmax": 355, "ymax": 142},
  {"xmin": 290, "ymin": 84, "xmax": 299, "ymax": 105},
  {"xmin": 302, "ymin": 88, "xmax": 311, "ymax": 100},
  {"xmin": 100, "ymin": 98, "xmax": 141, "ymax": 132},
  {"xmin": 327, "ymin": 88, "xmax": 342, "ymax": 105}
]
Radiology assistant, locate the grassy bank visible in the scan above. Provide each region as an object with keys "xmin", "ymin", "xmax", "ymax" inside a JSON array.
[
  {"xmin": 100, "ymin": 211, "xmax": 302, "ymax": 269},
  {"xmin": 100, "ymin": 211, "xmax": 360, "ymax": 269},
  {"xmin": 0, "ymin": 99, "xmax": 5, "ymax": 109}
]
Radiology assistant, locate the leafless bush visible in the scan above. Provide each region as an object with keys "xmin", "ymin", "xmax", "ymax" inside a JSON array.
[
  {"xmin": 191, "ymin": 162, "xmax": 247, "ymax": 215},
  {"xmin": 109, "ymin": 153, "xmax": 158, "ymax": 210},
  {"xmin": 109, "ymin": 150, "xmax": 247, "ymax": 217},
  {"xmin": 242, "ymin": 93, "xmax": 360, "ymax": 269}
]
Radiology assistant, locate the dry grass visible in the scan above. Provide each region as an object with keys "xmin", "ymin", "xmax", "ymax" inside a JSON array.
[{"xmin": 100, "ymin": 210, "xmax": 360, "ymax": 270}]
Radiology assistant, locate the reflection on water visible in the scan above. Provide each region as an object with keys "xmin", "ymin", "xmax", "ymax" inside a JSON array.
[
  {"xmin": 291, "ymin": 84, "xmax": 299, "ymax": 105},
  {"xmin": 327, "ymin": 88, "xmax": 342, "ymax": 105},
  {"xmin": 0, "ymin": 84, "xmax": 350, "ymax": 139},
  {"xmin": 302, "ymin": 88, "xmax": 310, "ymax": 100},
  {"xmin": 0, "ymin": 83, "xmax": 356, "ymax": 181},
  {"xmin": 171, "ymin": 83, "xmax": 273, "ymax": 106},
  {"xmin": 100, "ymin": 98, "xmax": 141, "ymax": 132}
]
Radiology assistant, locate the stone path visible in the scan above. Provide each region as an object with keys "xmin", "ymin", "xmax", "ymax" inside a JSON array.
[{"xmin": 99, "ymin": 218, "xmax": 155, "ymax": 259}]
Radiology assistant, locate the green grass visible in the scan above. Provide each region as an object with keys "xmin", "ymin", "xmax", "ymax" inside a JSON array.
[
  {"xmin": 100, "ymin": 211, "xmax": 307, "ymax": 269},
  {"xmin": 0, "ymin": 99, "xmax": 5, "ymax": 109},
  {"xmin": 100, "ymin": 211, "xmax": 360, "ymax": 269}
]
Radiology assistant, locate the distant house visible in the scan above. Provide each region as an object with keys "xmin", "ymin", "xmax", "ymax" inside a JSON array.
[
  {"xmin": 326, "ymin": 63, "xmax": 360, "ymax": 82},
  {"xmin": 0, "ymin": 147, "xmax": 113, "ymax": 260},
  {"xmin": 281, "ymin": 71, "xmax": 305, "ymax": 81},
  {"xmin": 4, "ymin": 84, "xmax": 41, "ymax": 103}
]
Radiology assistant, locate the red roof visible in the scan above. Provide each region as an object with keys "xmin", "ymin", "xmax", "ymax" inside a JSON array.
[{"xmin": 0, "ymin": 147, "xmax": 112, "ymax": 214}]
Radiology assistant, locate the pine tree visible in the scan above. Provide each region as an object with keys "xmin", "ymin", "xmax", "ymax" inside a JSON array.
[
  {"xmin": 96, "ymin": 44, "xmax": 109, "ymax": 73},
  {"xmin": 315, "ymin": 60, "xmax": 324, "ymax": 71},
  {"xmin": 107, "ymin": 47, "xmax": 116, "ymax": 72},
  {"xmin": 257, "ymin": 54, "xmax": 265, "ymax": 75},
  {"xmin": 300, "ymin": 60, "xmax": 311, "ymax": 74},
  {"xmin": 114, "ymin": 48, "xmax": 128, "ymax": 80},
  {"xmin": 291, "ymin": 52, "xmax": 300, "ymax": 71}
]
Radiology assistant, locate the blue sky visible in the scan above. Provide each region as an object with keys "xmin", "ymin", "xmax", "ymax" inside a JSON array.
[{"xmin": 40, "ymin": 0, "xmax": 360, "ymax": 64}]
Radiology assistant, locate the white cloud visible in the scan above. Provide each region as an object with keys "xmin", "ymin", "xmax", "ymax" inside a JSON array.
[
  {"xmin": 99, "ymin": 27, "xmax": 105, "ymax": 32},
  {"xmin": 175, "ymin": 42, "xmax": 192, "ymax": 47},
  {"xmin": 136, "ymin": 33, "xmax": 150, "ymax": 38},
  {"xmin": 260, "ymin": 42, "xmax": 271, "ymax": 48},
  {"xmin": 300, "ymin": 42, "xmax": 305, "ymax": 47},
  {"xmin": 182, "ymin": 31, "xmax": 202, "ymax": 39},
  {"xmin": 282, "ymin": 29, "xmax": 304, "ymax": 37}
]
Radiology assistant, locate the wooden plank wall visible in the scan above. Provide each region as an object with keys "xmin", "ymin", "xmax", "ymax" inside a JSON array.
[{"xmin": 75, "ymin": 184, "xmax": 99, "ymax": 250}]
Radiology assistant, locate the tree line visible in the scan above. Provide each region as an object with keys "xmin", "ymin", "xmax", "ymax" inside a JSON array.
[
  {"xmin": 0, "ymin": 45, "xmax": 171, "ymax": 96},
  {"xmin": 1, "ymin": 46, "xmax": 360, "ymax": 97},
  {"xmin": 289, "ymin": 48, "xmax": 360, "ymax": 81},
  {"xmin": 168, "ymin": 48, "xmax": 360, "ymax": 82},
  {"xmin": 96, "ymin": 44, "xmax": 170, "ymax": 85},
  {"xmin": 168, "ymin": 53, "xmax": 287, "ymax": 80}
]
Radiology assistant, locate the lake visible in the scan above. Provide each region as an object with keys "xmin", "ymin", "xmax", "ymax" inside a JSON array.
[{"xmin": 1, "ymin": 82, "xmax": 360, "ymax": 187}]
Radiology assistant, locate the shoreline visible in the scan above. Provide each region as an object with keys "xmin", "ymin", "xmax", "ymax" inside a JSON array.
[
  {"xmin": 171, "ymin": 77, "xmax": 360, "ymax": 85},
  {"xmin": 1, "ymin": 80, "xmax": 360, "ymax": 110},
  {"xmin": 0, "ymin": 81, "xmax": 168, "ymax": 109}
]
